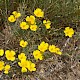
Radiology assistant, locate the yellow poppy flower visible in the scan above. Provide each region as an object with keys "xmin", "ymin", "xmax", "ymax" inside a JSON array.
[
  {"xmin": 43, "ymin": 20, "xmax": 51, "ymax": 29},
  {"xmin": 26, "ymin": 61, "xmax": 36, "ymax": 72},
  {"xmin": 26, "ymin": 15, "xmax": 35, "ymax": 24},
  {"xmin": 20, "ymin": 22, "xmax": 29, "ymax": 30},
  {"xmin": 38, "ymin": 41, "xmax": 49, "ymax": 52},
  {"xmin": 49, "ymin": 45, "xmax": 62, "ymax": 55},
  {"xmin": 34, "ymin": 8, "xmax": 44, "ymax": 17},
  {"xmin": 18, "ymin": 59, "xmax": 28, "ymax": 73},
  {"xmin": 18, "ymin": 53, "xmax": 26, "ymax": 60},
  {"xmin": 0, "ymin": 61, "xmax": 4, "ymax": 71},
  {"xmin": 49, "ymin": 45, "xmax": 56, "ymax": 53},
  {"xmin": 8, "ymin": 15, "xmax": 16, "ymax": 22},
  {"xmin": 64, "ymin": 27, "xmax": 74, "ymax": 37},
  {"xmin": 30, "ymin": 24, "xmax": 37, "ymax": 31},
  {"xmin": 20, "ymin": 40, "xmax": 28, "ymax": 48},
  {"xmin": 12, "ymin": 11, "xmax": 21, "ymax": 18},
  {"xmin": 21, "ymin": 67, "xmax": 27, "ymax": 73},
  {"xmin": 0, "ymin": 49, "xmax": 4, "ymax": 56},
  {"xmin": 4, "ymin": 65, "xmax": 10, "ymax": 74},
  {"xmin": 5, "ymin": 50, "xmax": 16, "ymax": 61},
  {"xmin": 33, "ymin": 50, "xmax": 43, "ymax": 60}
]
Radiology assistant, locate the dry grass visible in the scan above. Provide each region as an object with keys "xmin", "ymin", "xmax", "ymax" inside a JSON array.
[{"xmin": 0, "ymin": 0, "xmax": 80, "ymax": 80}]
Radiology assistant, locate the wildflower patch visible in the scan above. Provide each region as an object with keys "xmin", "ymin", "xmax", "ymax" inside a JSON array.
[{"xmin": 0, "ymin": 7, "xmax": 75, "ymax": 75}]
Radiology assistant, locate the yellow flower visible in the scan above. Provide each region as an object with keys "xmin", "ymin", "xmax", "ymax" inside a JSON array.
[
  {"xmin": 20, "ymin": 22, "xmax": 29, "ymax": 30},
  {"xmin": 34, "ymin": 8, "xmax": 44, "ymax": 17},
  {"xmin": 33, "ymin": 50, "xmax": 43, "ymax": 60},
  {"xmin": 64, "ymin": 27, "xmax": 74, "ymax": 37},
  {"xmin": 12, "ymin": 11, "xmax": 21, "ymax": 18},
  {"xmin": 18, "ymin": 59, "xmax": 28, "ymax": 72},
  {"xmin": 12, "ymin": 11, "xmax": 17, "ymax": 15},
  {"xmin": 38, "ymin": 41, "xmax": 49, "ymax": 52},
  {"xmin": 27, "ymin": 61, "xmax": 36, "ymax": 72},
  {"xmin": 30, "ymin": 24, "xmax": 37, "ymax": 31},
  {"xmin": 8, "ymin": 15, "xmax": 16, "ymax": 22},
  {"xmin": 0, "ymin": 49, "xmax": 4, "ymax": 56},
  {"xmin": 55, "ymin": 48, "xmax": 62, "ymax": 55},
  {"xmin": 15, "ymin": 13, "xmax": 21, "ymax": 18},
  {"xmin": 20, "ymin": 40, "xmax": 28, "ymax": 48},
  {"xmin": 18, "ymin": 59, "xmax": 36, "ymax": 72},
  {"xmin": 4, "ymin": 65, "xmax": 10, "ymax": 74},
  {"xmin": 21, "ymin": 67, "xmax": 27, "ymax": 73},
  {"xmin": 18, "ymin": 59, "xmax": 28, "ymax": 68},
  {"xmin": 18, "ymin": 53, "xmax": 26, "ymax": 60},
  {"xmin": 49, "ymin": 45, "xmax": 56, "ymax": 53},
  {"xmin": 26, "ymin": 15, "xmax": 35, "ymax": 24},
  {"xmin": 5, "ymin": 50, "xmax": 16, "ymax": 61},
  {"xmin": 0, "ymin": 61, "xmax": 4, "ymax": 71},
  {"xmin": 49, "ymin": 45, "xmax": 62, "ymax": 55},
  {"xmin": 43, "ymin": 20, "xmax": 51, "ymax": 29}
]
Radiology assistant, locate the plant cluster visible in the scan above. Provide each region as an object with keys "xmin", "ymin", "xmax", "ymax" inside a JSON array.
[{"xmin": 0, "ymin": 7, "xmax": 75, "ymax": 74}]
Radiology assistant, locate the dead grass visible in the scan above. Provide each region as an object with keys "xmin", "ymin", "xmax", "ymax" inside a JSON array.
[{"xmin": 0, "ymin": 0, "xmax": 80, "ymax": 80}]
